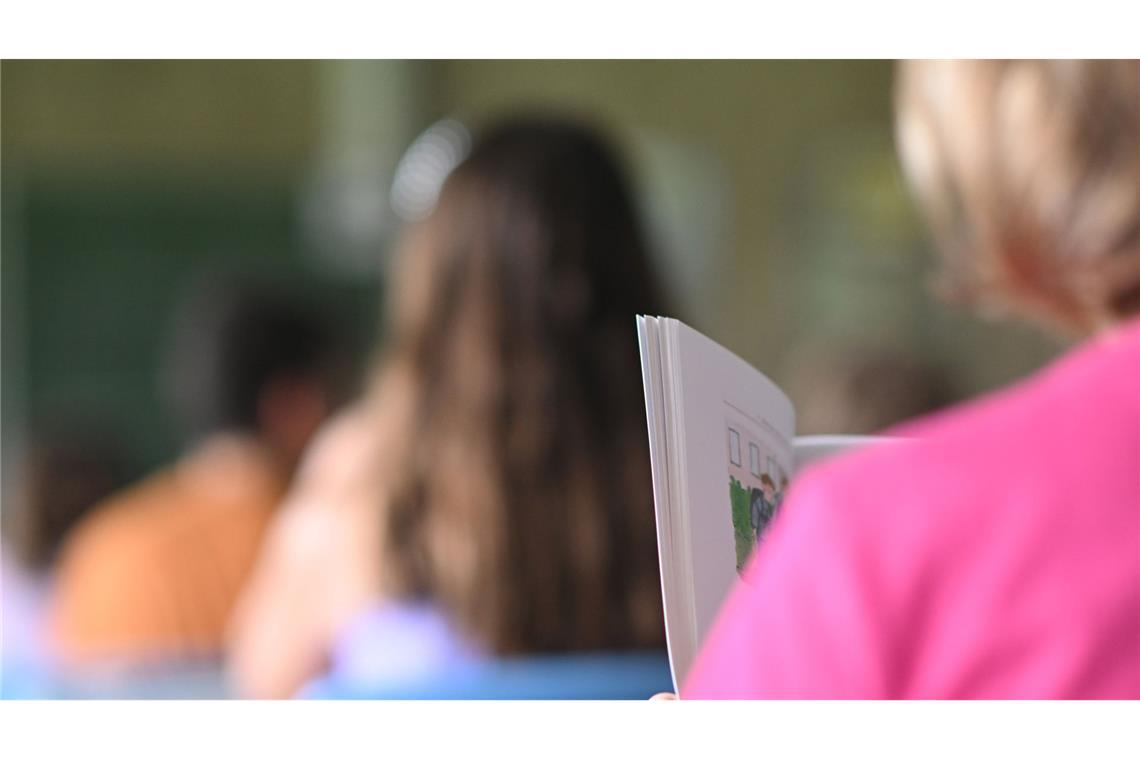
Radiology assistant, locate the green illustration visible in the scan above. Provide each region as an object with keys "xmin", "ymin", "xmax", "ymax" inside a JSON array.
[{"xmin": 729, "ymin": 475, "xmax": 755, "ymax": 572}]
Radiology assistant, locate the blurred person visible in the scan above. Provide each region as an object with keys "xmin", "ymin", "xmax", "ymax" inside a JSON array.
[
  {"xmin": 229, "ymin": 117, "xmax": 670, "ymax": 698},
  {"xmin": 1, "ymin": 552, "xmax": 54, "ymax": 698},
  {"xmin": 2, "ymin": 426, "xmax": 127, "ymax": 681},
  {"xmin": 49, "ymin": 279, "xmax": 343, "ymax": 668},
  {"xmin": 8, "ymin": 424, "xmax": 128, "ymax": 573},
  {"xmin": 685, "ymin": 60, "xmax": 1140, "ymax": 698},
  {"xmin": 784, "ymin": 345, "xmax": 953, "ymax": 435}
]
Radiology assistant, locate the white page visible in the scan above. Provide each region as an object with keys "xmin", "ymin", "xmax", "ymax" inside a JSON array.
[
  {"xmin": 793, "ymin": 434, "xmax": 883, "ymax": 472},
  {"xmin": 668, "ymin": 320, "xmax": 796, "ymax": 675},
  {"xmin": 638, "ymin": 318, "xmax": 883, "ymax": 690},
  {"xmin": 637, "ymin": 316, "xmax": 688, "ymax": 688}
]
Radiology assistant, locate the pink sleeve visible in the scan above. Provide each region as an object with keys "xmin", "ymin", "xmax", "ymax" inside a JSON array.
[{"xmin": 682, "ymin": 472, "xmax": 891, "ymax": 699}]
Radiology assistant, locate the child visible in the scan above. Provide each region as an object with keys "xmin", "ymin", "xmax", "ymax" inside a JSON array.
[
  {"xmin": 685, "ymin": 60, "xmax": 1140, "ymax": 698},
  {"xmin": 228, "ymin": 117, "xmax": 671, "ymax": 698}
]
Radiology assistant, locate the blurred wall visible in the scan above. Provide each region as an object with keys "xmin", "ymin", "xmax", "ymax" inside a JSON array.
[
  {"xmin": 3, "ymin": 61, "xmax": 319, "ymax": 172},
  {"xmin": 1, "ymin": 61, "xmax": 387, "ymax": 486}
]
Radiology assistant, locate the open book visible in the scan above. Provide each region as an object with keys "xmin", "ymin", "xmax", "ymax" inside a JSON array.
[{"xmin": 637, "ymin": 316, "xmax": 878, "ymax": 690}]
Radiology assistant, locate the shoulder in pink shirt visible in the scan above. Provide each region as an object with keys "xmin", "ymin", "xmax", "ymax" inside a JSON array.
[{"xmin": 684, "ymin": 319, "xmax": 1140, "ymax": 698}]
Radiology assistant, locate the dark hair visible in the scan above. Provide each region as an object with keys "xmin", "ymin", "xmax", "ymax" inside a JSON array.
[
  {"xmin": 164, "ymin": 278, "xmax": 337, "ymax": 439},
  {"xmin": 369, "ymin": 115, "xmax": 670, "ymax": 654},
  {"xmin": 787, "ymin": 346, "xmax": 952, "ymax": 436},
  {"xmin": 10, "ymin": 425, "xmax": 127, "ymax": 571}
]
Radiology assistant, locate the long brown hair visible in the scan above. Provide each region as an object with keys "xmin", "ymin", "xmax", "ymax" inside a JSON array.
[{"xmin": 367, "ymin": 116, "xmax": 669, "ymax": 654}]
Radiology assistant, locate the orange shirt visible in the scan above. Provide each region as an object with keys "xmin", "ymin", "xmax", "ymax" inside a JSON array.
[{"xmin": 50, "ymin": 436, "xmax": 288, "ymax": 665}]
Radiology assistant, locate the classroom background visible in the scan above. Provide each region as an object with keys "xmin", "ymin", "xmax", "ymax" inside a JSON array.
[{"xmin": 1, "ymin": 60, "xmax": 1070, "ymax": 698}]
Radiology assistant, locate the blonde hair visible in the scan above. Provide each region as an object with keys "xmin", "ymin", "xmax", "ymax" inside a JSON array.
[{"xmin": 895, "ymin": 60, "xmax": 1140, "ymax": 334}]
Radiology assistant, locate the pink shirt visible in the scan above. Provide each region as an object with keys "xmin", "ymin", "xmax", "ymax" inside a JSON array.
[{"xmin": 685, "ymin": 319, "xmax": 1140, "ymax": 698}]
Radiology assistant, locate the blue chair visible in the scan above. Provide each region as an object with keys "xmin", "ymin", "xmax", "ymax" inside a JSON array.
[
  {"xmin": 1, "ymin": 657, "xmax": 231, "ymax": 699},
  {"xmin": 304, "ymin": 650, "xmax": 674, "ymax": 700},
  {"xmin": 1, "ymin": 658, "xmax": 55, "ymax": 699}
]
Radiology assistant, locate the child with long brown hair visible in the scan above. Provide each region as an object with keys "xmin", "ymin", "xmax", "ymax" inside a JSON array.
[{"xmin": 229, "ymin": 117, "xmax": 671, "ymax": 698}]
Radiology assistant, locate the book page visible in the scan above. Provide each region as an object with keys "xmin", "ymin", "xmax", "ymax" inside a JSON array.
[
  {"xmin": 669, "ymin": 321, "xmax": 795, "ymax": 666},
  {"xmin": 637, "ymin": 316, "xmax": 689, "ymax": 687}
]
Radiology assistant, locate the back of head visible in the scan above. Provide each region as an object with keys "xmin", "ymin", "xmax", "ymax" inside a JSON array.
[
  {"xmin": 895, "ymin": 60, "xmax": 1140, "ymax": 335},
  {"xmin": 164, "ymin": 277, "xmax": 340, "ymax": 462},
  {"xmin": 373, "ymin": 116, "xmax": 669, "ymax": 654},
  {"xmin": 786, "ymin": 346, "xmax": 953, "ymax": 436}
]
